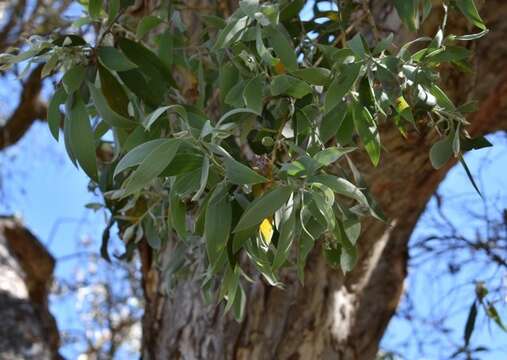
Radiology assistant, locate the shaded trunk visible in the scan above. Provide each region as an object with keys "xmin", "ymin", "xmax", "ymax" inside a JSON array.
[
  {"xmin": 0, "ymin": 217, "xmax": 61, "ymax": 360},
  {"xmin": 141, "ymin": 2, "xmax": 507, "ymax": 359}
]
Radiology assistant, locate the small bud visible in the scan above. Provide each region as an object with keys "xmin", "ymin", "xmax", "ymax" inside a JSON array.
[{"xmin": 261, "ymin": 136, "xmax": 274, "ymax": 147}]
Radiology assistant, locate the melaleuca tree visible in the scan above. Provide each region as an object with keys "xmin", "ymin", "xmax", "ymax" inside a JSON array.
[{"xmin": 1, "ymin": 0, "xmax": 504, "ymax": 358}]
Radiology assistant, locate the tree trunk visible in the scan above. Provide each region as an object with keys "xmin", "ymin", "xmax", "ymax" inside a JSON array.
[
  {"xmin": 141, "ymin": 2, "xmax": 507, "ymax": 359},
  {"xmin": 0, "ymin": 217, "xmax": 61, "ymax": 360}
]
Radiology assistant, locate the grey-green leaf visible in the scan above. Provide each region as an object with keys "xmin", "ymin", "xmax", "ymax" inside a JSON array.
[
  {"xmin": 224, "ymin": 157, "xmax": 268, "ymax": 185},
  {"xmin": 234, "ymin": 186, "xmax": 293, "ymax": 232},
  {"xmin": 123, "ymin": 139, "xmax": 181, "ymax": 196},
  {"xmin": 430, "ymin": 136, "xmax": 453, "ymax": 169},
  {"xmin": 62, "ymin": 65, "xmax": 85, "ymax": 93},
  {"xmin": 98, "ymin": 47, "xmax": 138, "ymax": 72},
  {"xmin": 243, "ymin": 75, "xmax": 264, "ymax": 114},
  {"xmin": 68, "ymin": 96, "xmax": 98, "ymax": 181},
  {"xmin": 205, "ymin": 183, "xmax": 232, "ymax": 268},
  {"xmin": 47, "ymin": 87, "xmax": 67, "ymax": 141}
]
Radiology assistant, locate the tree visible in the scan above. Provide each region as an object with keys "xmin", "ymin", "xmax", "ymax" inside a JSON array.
[{"xmin": 0, "ymin": 0, "xmax": 506, "ymax": 359}]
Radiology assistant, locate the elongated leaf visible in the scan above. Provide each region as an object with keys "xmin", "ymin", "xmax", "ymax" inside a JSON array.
[
  {"xmin": 429, "ymin": 136, "xmax": 453, "ymax": 169},
  {"xmin": 464, "ymin": 301, "xmax": 478, "ymax": 346},
  {"xmin": 123, "ymin": 139, "xmax": 181, "ymax": 196},
  {"xmin": 314, "ymin": 147, "xmax": 356, "ymax": 167},
  {"xmin": 243, "ymin": 75, "xmax": 264, "ymax": 114},
  {"xmin": 325, "ymin": 62, "xmax": 361, "ymax": 114},
  {"xmin": 98, "ymin": 47, "xmax": 137, "ymax": 71},
  {"xmin": 393, "ymin": 0, "xmax": 419, "ymax": 31},
  {"xmin": 266, "ymin": 25, "xmax": 298, "ymax": 71},
  {"xmin": 67, "ymin": 96, "xmax": 98, "ymax": 181},
  {"xmin": 88, "ymin": 0, "xmax": 102, "ymax": 19},
  {"xmin": 62, "ymin": 65, "xmax": 85, "ymax": 93},
  {"xmin": 114, "ymin": 139, "xmax": 167, "ymax": 178},
  {"xmin": 217, "ymin": 108, "xmax": 258, "ymax": 126},
  {"xmin": 234, "ymin": 186, "xmax": 293, "ymax": 232},
  {"xmin": 169, "ymin": 191, "xmax": 187, "ymax": 240},
  {"xmin": 47, "ymin": 87, "xmax": 67, "ymax": 140},
  {"xmin": 192, "ymin": 157, "xmax": 210, "ymax": 201},
  {"xmin": 455, "ymin": 0, "xmax": 486, "ymax": 30},
  {"xmin": 137, "ymin": 15, "xmax": 163, "ymax": 39},
  {"xmin": 353, "ymin": 102, "xmax": 381, "ymax": 166},
  {"xmin": 205, "ymin": 183, "xmax": 232, "ymax": 268},
  {"xmin": 88, "ymin": 83, "xmax": 137, "ymax": 128},
  {"xmin": 143, "ymin": 105, "xmax": 187, "ymax": 130},
  {"xmin": 271, "ymin": 75, "xmax": 312, "ymax": 99},
  {"xmin": 214, "ymin": 15, "xmax": 249, "ymax": 49},
  {"xmin": 224, "ymin": 157, "xmax": 268, "ymax": 185},
  {"xmin": 273, "ymin": 203, "xmax": 296, "ymax": 270},
  {"xmin": 98, "ymin": 63, "xmax": 130, "ymax": 117},
  {"xmin": 291, "ymin": 67, "xmax": 331, "ymax": 86}
]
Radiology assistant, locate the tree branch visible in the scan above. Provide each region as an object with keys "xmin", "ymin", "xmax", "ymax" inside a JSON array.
[{"xmin": 0, "ymin": 65, "xmax": 46, "ymax": 150}]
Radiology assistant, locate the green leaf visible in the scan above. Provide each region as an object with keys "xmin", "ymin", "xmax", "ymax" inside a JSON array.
[
  {"xmin": 214, "ymin": 15, "xmax": 249, "ymax": 49},
  {"xmin": 192, "ymin": 156, "xmax": 210, "ymax": 201},
  {"xmin": 234, "ymin": 186, "xmax": 293, "ymax": 232},
  {"xmin": 460, "ymin": 156, "xmax": 482, "ymax": 197},
  {"xmin": 455, "ymin": 0, "xmax": 486, "ymax": 30},
  {"xmin": 271, "ymin": 75, "xmax": 312, "ymax": 99},
  {"xmin": 114, "ymin": 139, "xmax": 167, "ymax": 178},
  {"xmin": 143, "ymin": 105, "xmax": 187, "ymax": 130},
  {"xmin": 217, "ymin": 107, "xmax": 258, "ymax": 126},
  {"xmin": 308, "ymin": 174, "xmax": 383, "ymax": 221},
  {"xmin": 266, "ymin": 25, "xmax": 298, "ymax": 71},
  {"xmin": 224, "ymin": 157, "xmax": 268, "ymax": 185},
  {"xmin": 88, "ymin": 0, "xmax": 102, "ymax": 19},
  {"xmin": 205, "ymin": 183, "xmax": 232, "ymax": 268},
  {"xmin": 67, "ymin": 96, "xmax": 98, "ymax": 181},
  {"xmin": 347, "ymin": 33, "xmax": 367, "ymax": 58},
  {"xmin": 123, "ymin": 139, "xmax": 181, "ymax": 196},
  {"xmin": 313, "ymin": 147, "xmax": 355, "ymax": 167},
  {"xmin": 352, "ymin": 102, "xmax": 380, "ymax": 166},
  {"xmin": 232, "ymin": 283, "xmax": 246, "ymax": 321},
  {"xmin": 243, "ymin": 75, "xmax": 264, "ymax": 114},
  {"xmin": 98, "ymin": 47, "xmax": 137, "ymax": 72},
  {"xmin": 273, "ymin": 201, "xmax": 297, "ymax": 270},
  {"xmin": 464, "ymin": 301, "xmax": 478, "ymax": 346},
  {"xmin": 47, "ymin": 87, "xmax": 67, "ymax": 141},
  {"xmin": 98, "ymin": 63, "xmax": 130, "ymax": 117},
  {"xmin": 291, "ymin": 67, "xmax": 332, "ymax": 86},
  {"xmin": 88, "ymin": 83, "xmax": 136, "ymax": 128},
  {"xmin": 169, "ymin": 191, "xmax": 187, "ymax": 240},
  {"xmin": 393, "ymin": 0, "xmax": 419, "ymax": 31},
  {"xmin": 136, "ymin": 15, "xmax": 163, "ymax": 38},
  {"xmin": 118, "ymin": 38, "xmax": 173, "ymax": 85},
  {"xmin": 255, "ymin": 25, "xmax": 277, "ymax": 66},
  {"xmin": 429, "ymin": 136, "xmax": 453, "ymax": 169},
  {"xmin": 62, "ymin": 65, "xmax": 85, "ymax": 93},
  {"xmin": 462, "ymin": 136, "xmax": 493, "ymax": 152},
  {"xmin": 320, "ymin": 101, "xmax": 347, "ymax": 143},
  {"xmin": 325, "ymin": 62, "xmax": 361, "ymax": 114}
]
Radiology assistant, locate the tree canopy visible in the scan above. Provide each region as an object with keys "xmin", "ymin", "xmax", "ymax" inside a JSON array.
[{"xmin": 0, "ymin": 0, "xmax": 498, "ymax": 326}]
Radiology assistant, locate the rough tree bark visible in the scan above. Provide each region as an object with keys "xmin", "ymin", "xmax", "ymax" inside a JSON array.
[
  {"xmin": 139, "ymin": 2, "xmax": 507, "ymax": 360},
  {"xmin": 0, "ymin": 217, "xmax": 61, "ymax": 360}
]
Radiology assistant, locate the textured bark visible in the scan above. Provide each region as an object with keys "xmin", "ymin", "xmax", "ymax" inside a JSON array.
[
  {"xmin": 0, "ymin": 217, "xmax": 61, "ymax": 360},
  {"xmin": 140, "ymin": 2, "xmax": 507, "ymax": 359}
]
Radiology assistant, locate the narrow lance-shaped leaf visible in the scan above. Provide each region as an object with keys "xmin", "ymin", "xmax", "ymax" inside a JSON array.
[
  {"xmin": 67, "ymin": 95, "xmax": 98, "ymax": 181},
  {"xmin": 123, "ymin": 139, "xmax": 181, "ymax": 196},
  {"xmin": 223, "ymin": 157, "xmax": 268, "ymax": 185},
  {"xmin": 47, "ymin": 87, "xmax": 67, "ymax": 141},
  {"xmin": 234, "ymin": 186, "xmax": 293, "ymax": 232},
  {"xmin": 205, "ymin": 183, "xmax": 232, "ymax": 269},
  {"xmin": 325, "ymin": 62, "xmax": 362, "ymax": 114}
]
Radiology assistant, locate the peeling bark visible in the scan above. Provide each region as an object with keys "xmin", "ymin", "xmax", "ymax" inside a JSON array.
[
  {"xmin": 136, "ymin": 2, "xmax": 507, "ymax": 359},
  {"xmin": 0, "ymin": 217, "xmax": 61, "ymax": 360}
]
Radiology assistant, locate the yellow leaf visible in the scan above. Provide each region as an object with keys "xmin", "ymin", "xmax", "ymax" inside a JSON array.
[
  {"xmin": 259, "ymin": 218, "xmax": 274, "ymax": 244},
  {"xmin": 395, "ymin": 96, "xmax": 409, "ymax": 112}
]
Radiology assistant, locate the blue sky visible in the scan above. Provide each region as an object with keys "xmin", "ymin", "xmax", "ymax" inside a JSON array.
[{"xmin": 0, "ymin": 1, "xmax": 506, "ymax": 358}]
